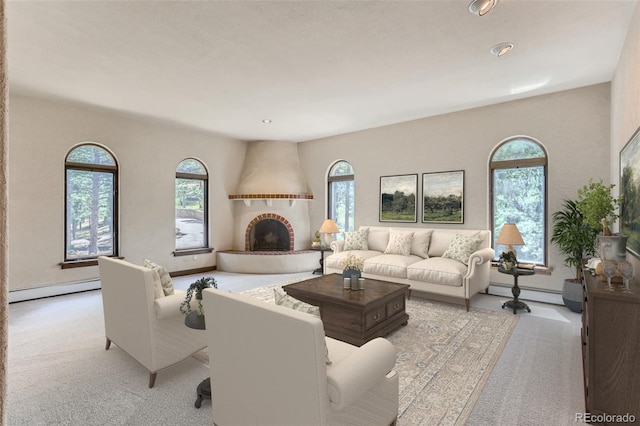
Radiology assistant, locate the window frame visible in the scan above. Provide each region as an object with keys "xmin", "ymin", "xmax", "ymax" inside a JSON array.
[
  {"xmin": 327, "ymin": 160, "xmax": 355, "ymax": 239},
  {"xmin": 61, "ymin": 143, "xmax": 119, "ymax": 268},
  {"xmin": 490, "ymin": 137, "xmax": 548, "ymax": 266},
  {"xmin": 173, "ymin": 158, "xmax": 212, "ymax": 256}
]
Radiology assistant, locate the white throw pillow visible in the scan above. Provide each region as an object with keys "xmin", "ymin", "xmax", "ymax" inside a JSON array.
[
  {"xmin": 442, "ymin": 233, "xmax": 481, "ymax": 265},
  {"xmin": 143, "ymin": 259, "xmax": 174, "ymax": 296},
  {"xmin": 384, "ymin": 231, "xmax": 414, "ymax": 256},
  {"xmin": 343, "ymin": 229, "xmax": 369, "ymax": 251}
]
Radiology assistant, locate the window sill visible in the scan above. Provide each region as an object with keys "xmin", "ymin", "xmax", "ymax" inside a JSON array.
[
  {"xmin": 60, "ymin": 256, "xmax": 123, "ymax": 269},
  {"xmin": 173, "ymin": 248, "xmax": 214, "ymax": 257}
]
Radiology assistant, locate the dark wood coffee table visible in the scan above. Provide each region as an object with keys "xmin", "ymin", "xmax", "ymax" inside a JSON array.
[{"xmin": 283, "ymin": 274, "xmax": 409, "ymax": 346}]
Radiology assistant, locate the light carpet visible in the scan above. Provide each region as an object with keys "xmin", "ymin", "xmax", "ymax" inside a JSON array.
[
  {"xmin": 240, "ymin": 282, "xmax": 519, "ymax": 425},
  {"xmin": 7, "ymin": 279, "xmax": 517, "ymax": 425}
]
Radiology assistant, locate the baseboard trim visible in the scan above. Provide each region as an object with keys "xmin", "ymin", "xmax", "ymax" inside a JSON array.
[
  {"xmin": 169, "ymin": 266, "xmax": 217, "ymax": 277},
  {"xmin": 9, "ymin": 280, "xmax": 101, "ymax": 304}
]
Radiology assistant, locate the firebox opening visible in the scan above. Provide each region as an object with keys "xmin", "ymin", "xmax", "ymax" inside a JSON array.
[{"xmin": 250, "ymin": 219, "xmax": 291, "ymax": 251}]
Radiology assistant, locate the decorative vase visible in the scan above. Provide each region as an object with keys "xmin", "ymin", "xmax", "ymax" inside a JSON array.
[{"xmin": 342, "ymin": 268, "xmax": 361, "ymax": 279}]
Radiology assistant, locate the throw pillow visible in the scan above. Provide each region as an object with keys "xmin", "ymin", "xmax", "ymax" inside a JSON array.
[
  {"xmin": 384, "ymin": 231, "xmax": 414, "ymax": 256},
  {"xmin": 343, "ymin": 229, "xmax": 369, "ymax": 251},
  {"xmin": 143, "ymin": 259, "xmax": 175, "ymax": 296},
  {"xmin": 274, "ymin": 288, "xmax": 331, "ymax": 364},
  {"xmin": 442, "ymin": 233, "xmax": 481, "ymax": 265}
]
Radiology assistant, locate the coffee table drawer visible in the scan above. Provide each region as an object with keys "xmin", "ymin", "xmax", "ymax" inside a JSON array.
[
  {"xmin": 322, "ymin": 304, "xmax": 362, "ymax": 333},
  {"xmin": 387, "ymin": 295, "xmax": 405, "ymax": 317},
  {"xmin": 365, "ymin": 306, "xmax": 387, "ymax": 330}
]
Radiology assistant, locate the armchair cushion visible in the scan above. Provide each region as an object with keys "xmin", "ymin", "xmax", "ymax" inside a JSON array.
[
  {"xmin": 144, "ymin": 258, "xmax": 174, "ymax": 296},
  {"xmin": 326, "ymin": 337, "xmax": 397, "ymax": 410}
]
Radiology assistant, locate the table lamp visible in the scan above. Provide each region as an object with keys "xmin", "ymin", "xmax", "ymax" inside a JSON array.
[
  {"xmin": 318, "ymin": 219, "xmax": 339, "ymax": 248},
  {"xmin": 496, "ymin": 223, "xmax": 525, "ymax": 257}
]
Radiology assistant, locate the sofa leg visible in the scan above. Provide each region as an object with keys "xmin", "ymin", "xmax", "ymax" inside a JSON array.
[
  {"xmin": 485, "ymin": 287, "xmax": 489, "ymax": 294},
  {"xmin": 465, "ymin": 299, "xmax": 470, "ymax": 312},
  {"xmin": 149, "ymin": 372, "xmax": 157, "ymax": 388},
  {"xmin": 105, "ymin": 337, "xmax": 111, "ymax": 350}
]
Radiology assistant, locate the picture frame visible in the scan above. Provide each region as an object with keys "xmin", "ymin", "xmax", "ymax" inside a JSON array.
[
  {"xmin": 422, "ymin": 170, "xmax": 464, "ymax": 223},
  {"xmin": 620, "ymin": 126, "xmax": 640, "ymax": 258},
  {"xmin": 379, "ymin": 174, "xmax": 418, "ymax": 222}
]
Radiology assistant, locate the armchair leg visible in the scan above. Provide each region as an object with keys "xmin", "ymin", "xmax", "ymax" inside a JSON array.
[
  {"xmin": 149, "ymin": 372, "xmax": 157, "ymax": 388},
  {"xmin": 105, "ymin": 338, "xmax": 111, "ymax": 350},
  {"xmin": 465, "ymin": 299, "xmax": 470, "ymax": 312},
  {"xmin": 390, "ymin": 416, "xmax": 398, "ymax": 426}
]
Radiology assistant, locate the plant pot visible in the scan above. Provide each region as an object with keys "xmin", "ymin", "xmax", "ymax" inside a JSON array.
[
  {"xmin": 562, "ymin": 279, "xmax": 582, "ymax": 313},
  {"xmin": 185, "ymin": 311, "xmax": 206, "ymax": 329}
]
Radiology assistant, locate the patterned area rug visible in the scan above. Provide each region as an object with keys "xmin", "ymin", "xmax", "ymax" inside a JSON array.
[{"xmin": 213, "ymin": 279, "xmax": 518, "ymax": 425}]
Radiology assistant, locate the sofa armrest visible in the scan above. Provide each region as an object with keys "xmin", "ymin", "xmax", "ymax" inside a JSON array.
[
  {"xmin": 468, "ymin": 247, "xmax": 494, "ymax": 265},
  {"xmin": 326, "ymin": 337, "xmax": 396, "ymax": 411},
  {"xmin": 330, "ymin": 240, "xmax": 345, "ymax": 253},
  {"xmin": 154, "ymin": 290, "xmax": 186, "ymax": 320}
]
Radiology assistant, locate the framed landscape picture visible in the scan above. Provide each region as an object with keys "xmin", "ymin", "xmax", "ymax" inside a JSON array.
[
  {"xmin": 379, "ymin": 174, "xmax": 418, "ymax": 222},
  {"xmin": 422, "ymin": 170, "xmax": 464, "ymax": 223},
  {"xmin": 620, "ymin": 126, "xmax": 640, "ymax": 258}
]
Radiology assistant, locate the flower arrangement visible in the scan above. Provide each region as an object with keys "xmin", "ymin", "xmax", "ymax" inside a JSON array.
[{"xmin": 341, "ymin": 252, "xmax": 364, "ymax": 272}]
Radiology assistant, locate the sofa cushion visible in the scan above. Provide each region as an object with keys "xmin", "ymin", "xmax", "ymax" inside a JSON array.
[
  {"xmin": 442, "ymin": 233, "xmax": 481, "ymax": 265},
  {"xmin": 362, "ymin": 226, "xmax": 390, "ymax": 252},
  {"xmin": 384, "ymin": 231, "xmax": 414, "ymax": 256},
  {"xmin": 143, "ymin": 259, "xmax": 174, "ymax": 296},
  {"xmin": 409, "ymin": 229, "xmax": 433, "ymax": 258},
  {"xmin": 364, "ymin": 254, "xmax": 422, "ymax": 279},
  {"xmin": 407, "ymin": 257, "xmax": 468, "ymax": 287},
  {"xmin": 343, "ymin": 229, "xmax": 369, "ymax": 251},
  {"xmin": 325, "ymin": 250, "xmax": 382, "ymax": 270}
]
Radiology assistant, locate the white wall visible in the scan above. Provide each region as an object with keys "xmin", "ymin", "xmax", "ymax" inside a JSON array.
[
  {"xmin": 298, "ymin": 84, "xmax": 612, "ymax": 292},
  {"xmin": 8, "ymin": 94, "xmax": 246, "ymax": 291},
  {"xmin": 611, "ymin": 3, "xmax": 640, "ymax": 269}
]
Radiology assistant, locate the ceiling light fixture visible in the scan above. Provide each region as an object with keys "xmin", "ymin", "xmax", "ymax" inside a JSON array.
[
  {"xmin": 490, "ymin": 42, "xmax": 513, "ymax": 57},
  {"xmin": 468, "ymin": 0, "xmax": 497, "ymax": 16},
  {"xmin": 262, "ymin": 119, "xmax": 272, "ymax": 124}
]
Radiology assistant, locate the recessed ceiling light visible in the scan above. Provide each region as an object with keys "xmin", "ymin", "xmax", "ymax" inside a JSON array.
[
  {"xmin": 490, "ymin": 42, "xmax": 513, "ymax": 57},
  {"xmin": 469, "ymin": 0, "xmax": 497, "ymax": 16},
  {"xmin": 262, "ymin": 119, "xmax": 272, "ymax": 124}
]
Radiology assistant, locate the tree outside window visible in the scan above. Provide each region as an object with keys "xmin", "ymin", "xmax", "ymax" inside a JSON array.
[
  {"xmin": 175, "ymin": 158, "xmax": 208, "ymax": 250},
  {"xmin": 491, "ymin": 138, "xmax": 547, "ymax": 265},
  {"xmin": 328, "ymin": 161, "xmax": 355, "ymax": 239},
  {"xmin": 65, "ymin": 144, "xmax": 118, "ymax": 261}
]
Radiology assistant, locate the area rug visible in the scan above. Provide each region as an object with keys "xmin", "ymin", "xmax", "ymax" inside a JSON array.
[{"xmin": 239, "ymin": 280, "xmax": 519, "ymax": 426}]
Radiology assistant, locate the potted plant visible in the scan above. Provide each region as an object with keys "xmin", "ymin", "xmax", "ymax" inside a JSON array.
[
  {"xmin": 551, "ymin": 199, "xmax": 597, "ymax": 312},
  {"xmin": 180, "ymin": 276, "xmax": 218, "ymax": 329},
  {"xmin": 311, "ymin": 230, "xmax": 322, "ymax": 248},
  {"xmin": 498, "ymin": 251, "xmax": 517, "ymax": 271},
  {"xmin": 576, "ymin": 178, "xmax": 626, "ymax": 260}
]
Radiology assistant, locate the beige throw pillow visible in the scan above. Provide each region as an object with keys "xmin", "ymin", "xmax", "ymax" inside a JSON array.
[
  {"xmin": 384, "ymin": 231, "xmax": 414, "ymax": 256},
  {"xmin": 442, "ymin": 233, "xmax": 481, "ymax": 265},
  {"xmin": 343, "ymin": 229, "xmax": 369, "ymax": 251},
  {"xmin": 143, "ymin": 259, "xmax": 175, "ymax": 296}
]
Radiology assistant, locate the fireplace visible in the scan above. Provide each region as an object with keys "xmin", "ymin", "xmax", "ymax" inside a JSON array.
[{"xmin": 245, "ymin": 214, "xmax": 294, "ymax": 251}]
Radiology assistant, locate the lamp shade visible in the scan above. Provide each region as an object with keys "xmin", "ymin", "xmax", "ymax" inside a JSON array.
[
  {"xmin": 319, "ymin": 219, "xmax": 339, "ymax": 234},
  {"xmin": 496, "ymin": 223, "xmax": 525, "ymax": 246}
]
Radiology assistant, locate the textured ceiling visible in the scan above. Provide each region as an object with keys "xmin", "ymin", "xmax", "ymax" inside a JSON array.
[{"xmin": 7, "ymin": 0, "xmax": 638, "ymax": 142}]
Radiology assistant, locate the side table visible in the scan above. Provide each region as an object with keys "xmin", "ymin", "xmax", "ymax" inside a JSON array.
[
  {"xmin": 311, "ymin": 247, "xmax": 328, "ymax": 275},
  {"xmin": 498, "ymin": 266, "xmax": 534, "ymax": 314}
]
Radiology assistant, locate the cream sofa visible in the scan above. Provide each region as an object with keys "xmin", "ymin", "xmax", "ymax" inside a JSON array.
[
  {"xmin": 203, "ymin": 288, "xmax": 399, "ymax": 426},
  {"xmin": 98, "ymin": 256, "xmax": 208, "ymax": 388},
  {"xmin": 325, "ymin": 226, "xmax": 494, "ymax": 311}
]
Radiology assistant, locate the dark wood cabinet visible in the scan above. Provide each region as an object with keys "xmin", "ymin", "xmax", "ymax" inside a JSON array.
[{"xmin": 582, "ymin": 271, "xmax": 640, "ymax": 423}]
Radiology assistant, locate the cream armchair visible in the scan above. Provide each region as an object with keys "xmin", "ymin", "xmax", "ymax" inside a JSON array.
[
  {"xmin": 98, "ymin": 256, "xmax": 207, "ymax": 388},
  {"xmin": 202, "ymin": 288, "xmax": 399, "ymax": 426}
]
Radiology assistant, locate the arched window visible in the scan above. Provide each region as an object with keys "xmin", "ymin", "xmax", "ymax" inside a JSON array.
[
  {"xmin": 175, "ymin": 158, "xmax": 209, "ymax": 252},
  {"xmin": 64, "ymin": 143, "xmax": 118, "ymax": 264},
  {"xmin": 490, "ymin": 137, "xmax": 548, "ymax": 265},
  {"xmin": 328, "ymin": 160, "xmax": 355, "ymax": 239}
]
